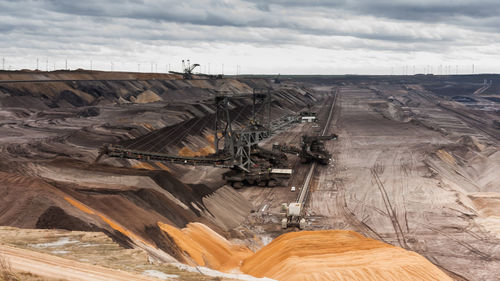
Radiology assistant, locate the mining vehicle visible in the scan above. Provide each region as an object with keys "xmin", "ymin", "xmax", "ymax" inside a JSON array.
[
  {"xmin": 273, "ymin": 134, "xmax": 338, "ymax": 165},
  {"xmin": 168, "ymin": 59, "xmax": 199, "ymax": 79},
  {"xmin": 281, "ymin": 203, "xmax": 306, "ymax": 229},
  {"xmin": 222, "ymin": 144, "xmax": 292, "ymax": 188},
  {"xmin": 169, "ymin": 59, "xmax": 223, "ymax": 80},
  {"xmin": 300, "ymin": 134, "xmax": 337, "ymax": 164},
  {"xmin": 101, "ymin": 143, "xmax": 292, "ymax": 188},
  {"xmin": 222, "ymin": 143, "xmax": 292, "ymax": 188},
  {"xmin": 299, "ymin": 105, "xmax": 317, "ymax": 123},
  {"xmin": 98, "ymin": 89, "xmax": 295, "ymax": 188},
  {"xmin": 223, "ymin": 166, "xmax": 292, "ymax": 189}
]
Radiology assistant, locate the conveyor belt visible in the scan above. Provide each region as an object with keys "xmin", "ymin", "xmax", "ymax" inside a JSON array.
[{"xmin": 296, "ymin": 89, "xmax": 338, "ymax": 210}]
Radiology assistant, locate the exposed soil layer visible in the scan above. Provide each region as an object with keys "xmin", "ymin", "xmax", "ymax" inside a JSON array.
[
  {"xmin": 241, "ymin": 230, "xmax": 452, "ymax": 281},
  {"xmin": 1, "ymin": 71, "xmax": 499, "ymax": 280},
  {"xmin": 157, "ymin": 223, "xmax": 451, "ymax": 281},
  {"xmin": 0, "ymin": 226, "xmax": 232, "ymax": 281},
  {"xmin": 231, "ymin": 83, "xmax": 499, "ymax": 281},
  {"xmin": 158, "ymin": 222, "xmax": 254, "ymax": 271},
  {"xmin": 0, "ymin": 71, "xmax": 321, "ymax": 276}
]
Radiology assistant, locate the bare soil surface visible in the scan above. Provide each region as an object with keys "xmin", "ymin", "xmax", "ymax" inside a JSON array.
[
  {"xmin": 232, "ymin": 84, "xmax": 499, "ymax": 280},
  {"xmin": 0, "ymin": 226, "xmax": 231, "ymax": 281},
  {"xmin": 321, "ymin": 87, "xmax": 500, "ymax": 280},
  {"xmin": 1, "ymin": 244, "xmax": 157, "ymax": 281},
  {"xmin": 0, "ymin": 71, "xmax": 499, "ymax": 280},
  {"xmin": 0, "ymin": 71, "xmax": 320, "ymax": 280}
]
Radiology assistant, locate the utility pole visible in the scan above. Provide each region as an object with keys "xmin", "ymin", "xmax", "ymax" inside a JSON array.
[
  {"xmin": 222, "ymin": 63, "xmax": 224, "ymax": 75},
  {"xmin": 65, "ymin": 59, "xmax": 68, "ymax": 70},
  {"xmin": 36, "ymin": 57, "xmax": 39, "ymax": 70},
  {"xmin": 2, "ymin": 57, "xmax": 5, "ymax": 70}
]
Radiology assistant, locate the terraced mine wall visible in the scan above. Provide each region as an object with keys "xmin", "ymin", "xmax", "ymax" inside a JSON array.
[{"xmin": 0, "ymin": 70, "xmax": 324, "ymax": 264}]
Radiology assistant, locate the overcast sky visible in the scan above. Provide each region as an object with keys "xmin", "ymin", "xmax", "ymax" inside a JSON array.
[{"xmin": 1, "ymin": 0, "xmax": 499, "ymax": 74}]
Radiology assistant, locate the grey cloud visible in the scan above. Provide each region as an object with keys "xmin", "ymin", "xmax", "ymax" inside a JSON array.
[
  {"xmin": 13, "ymin": 0, "xmax": 456, "ymax": 45},
  {"xmin": 248, "ymin": 0, "xmax": 500, "ymax": 21},
  {"xmin": 1, "ymin": 0, "xmax": 499, "ymax": 74},
  {"xmin": 30, "ymin": 0, "xmax": 499, "ymax": 43}
]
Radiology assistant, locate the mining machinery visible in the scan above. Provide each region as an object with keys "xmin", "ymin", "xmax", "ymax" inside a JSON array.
[
  {"xmin": 273, "ymin": 134, "xmax": 337, "ymax": 165},
  {"xmin": 281, "ymin": 90, "xmax": 339, "ymax": 229},
  {"xmin": 169, "ymin": 59, "xmax": 223, "ymax": 80},
  {"xmin": 300, "ymin": 134, "xmax": 337, "ymax": 164},
  {"xmin": 168, "ymin": 59, "xmax": 200, "ymax": 79},
  {"xmin": 281, "ymin": 202, "xmax": 306, "ymax": 229},
  {"xmin": 274, "ymin": 74, "xmax": 281, "ymax": 84},
  {"xmin": 98, "ymin": 88, "xmax": 294, "ymax": 188}
]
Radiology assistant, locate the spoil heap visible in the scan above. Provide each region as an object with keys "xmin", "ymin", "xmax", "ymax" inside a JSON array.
[
  {"xmin": 159, "ymin": 223, "xmax": 452, "ymax": 281},
  {"xmin": 241, "ymin": 230, "xmax": 452, "ymax": 281},
  {"xmin": 158, "ymin": 222, "xmax": 253, "ymax": 271}
]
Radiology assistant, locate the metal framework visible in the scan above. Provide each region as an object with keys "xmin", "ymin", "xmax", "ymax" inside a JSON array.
[
  {"xmin": 100, "ymin": 88, "xmax": 276, "ymax": 172},
  {"xmin": 252, "ymin": 88, "xmax": 272, "ymax": 128},
  {"xmin": 213, "ymin": 89, "xmax": 273, "ymax": 171}
]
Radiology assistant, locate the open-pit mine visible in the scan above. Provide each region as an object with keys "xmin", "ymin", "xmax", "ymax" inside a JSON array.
[{"xmin": 0, "ymin": 70, "xmax": 499, "ymax": 281}]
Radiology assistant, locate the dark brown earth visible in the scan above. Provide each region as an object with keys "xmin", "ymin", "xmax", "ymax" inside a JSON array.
[
  {"xmin": 0, "ymin": 70, "xmax": 323, "ymax": 264},
  {"xmin": 0, "ymin": 70, "xmax": 499, "ymax": 280}
]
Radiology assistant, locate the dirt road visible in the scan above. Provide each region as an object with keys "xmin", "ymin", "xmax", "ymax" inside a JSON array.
[{"xmin": 0, "ymin": 245, "xmax": 157, "ymax": 281}]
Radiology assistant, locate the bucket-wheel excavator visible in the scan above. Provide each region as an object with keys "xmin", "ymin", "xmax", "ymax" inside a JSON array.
[
  {"xmin": 168, "ymin": 59, "xmax": 199, "ymax": 79},
  {"xmin": 98, "ymin": 89, "xmax": 295, "ymax": 188}
]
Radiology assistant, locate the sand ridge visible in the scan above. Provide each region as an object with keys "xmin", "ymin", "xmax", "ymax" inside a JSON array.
[
  {"xmin": 158, "ymin": 222, "xmax": 254, "ymax": 271},
  {"xmin": 241, "ymin": 230, "xmax": 453, "ymax": 281},
  {"xmin": 159, "ymin": 222, "xmax": 452, "ymax": 281}
]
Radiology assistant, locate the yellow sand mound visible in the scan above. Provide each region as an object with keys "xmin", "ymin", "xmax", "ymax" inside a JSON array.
[
  {"xmin": 134, "ymin": 90, "xmax": 163, "ymax": 103},
  {"xmin": 158, "ymin": 222, "xmax": 253, "ymax": 271},
  {"xmin": 158, "ymin": 222, "xmax": 451, "ymax": 281},
  {"xmin": 241, "ymin": 230, "xmax": 452, "ymax": 281}
]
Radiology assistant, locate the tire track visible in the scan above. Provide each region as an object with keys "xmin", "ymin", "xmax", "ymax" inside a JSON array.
[{"xmin": 371, "ymin": 167, "xmax": 409, "ymax": 249}]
